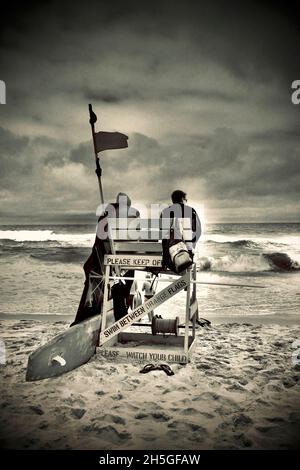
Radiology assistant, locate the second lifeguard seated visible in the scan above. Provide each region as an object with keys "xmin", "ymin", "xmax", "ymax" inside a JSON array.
[{"xmin": 160, "ymin": 190, "xmax": 201, "ymax": 273}]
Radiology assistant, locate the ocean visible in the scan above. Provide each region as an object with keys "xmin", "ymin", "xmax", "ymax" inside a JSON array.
[{"xmin": 0, "ymin": 223, "xmax": 299, "ymax": 322}]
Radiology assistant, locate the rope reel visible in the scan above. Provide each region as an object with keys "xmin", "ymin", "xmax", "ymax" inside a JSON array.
[{"xmin": 151, "ymin": 316, "xmax": 179, "ymax": 336}]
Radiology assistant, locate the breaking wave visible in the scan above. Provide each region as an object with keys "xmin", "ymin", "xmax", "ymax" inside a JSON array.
[
  {"xmin": 205, "ymin": 239, "xmax": 261, "ymax": 249},
  {"xmin": 29, "ymin": 247, "xmax": 91, "ymax": 264},
  {"xmin": 0, "ymin": 229, "xmax": 95, "ymax": 246},
  {"xmin": 197, "ymin": 252, "xmax": 300, "ymax": 273},
  {"xmin": 262, "ymin": 252, "xmax": 300, "ymax": 271},
  {"xmin": 1, "ymin": 229, "xmax": 299, "ymax": 272}
]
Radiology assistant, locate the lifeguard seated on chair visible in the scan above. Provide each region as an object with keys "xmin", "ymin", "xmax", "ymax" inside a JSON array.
[
  {"xmin": 71, "ymin": 193, "xmax": 140, "ymax": 326},
  {"xmin": 160, "ymin": 190, "xmax": 201, "ymax": 273}
]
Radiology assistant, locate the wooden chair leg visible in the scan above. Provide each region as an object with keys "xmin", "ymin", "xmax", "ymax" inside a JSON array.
[{"xmin": 184, "ymin": 269, "xmax": 191, "ymax": 356}]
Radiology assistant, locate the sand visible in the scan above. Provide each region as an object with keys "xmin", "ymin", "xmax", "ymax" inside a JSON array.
[{"xmin": 0, "ymin": 318, "xmax": 299, "ymax": 450}]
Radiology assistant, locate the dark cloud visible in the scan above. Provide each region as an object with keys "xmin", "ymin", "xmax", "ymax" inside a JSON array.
[
  {"xmin": 1, "ymin": 124, "xmax": 298, "ymax": 222},
  {"xmin": 0, "ymin": 0, "xmax": 299, "ymax": 222},
  {"xmin": 84, "ymin": 91, "xmax": 123, "ymax": 104}
]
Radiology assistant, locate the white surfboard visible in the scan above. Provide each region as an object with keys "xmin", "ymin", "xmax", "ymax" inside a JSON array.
[{"xmin": 26, "ymin": 315, "xmax": 101, "ymax": 381}]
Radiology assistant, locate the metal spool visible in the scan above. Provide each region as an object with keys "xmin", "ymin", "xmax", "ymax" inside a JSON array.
[{"xmin": 151, "ymin": 316, "xmax": 179, "ymax": 336}]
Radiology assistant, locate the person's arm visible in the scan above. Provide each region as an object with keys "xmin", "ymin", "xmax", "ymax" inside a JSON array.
[
  {"xmin": 160, "ymin": 208, "xmax": 172, "ymax": 238},
  {"xmin": 192, "ymin": 208, "xmax": 201, "ymax": 243}
]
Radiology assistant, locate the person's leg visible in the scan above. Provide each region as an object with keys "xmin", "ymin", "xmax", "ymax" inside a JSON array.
[
  {"xmin": 71, "ymin": 250, "xmax": 98, "ymax": 326},
  {"xmin": 148, "ymin": 310, "xmax": 154, "ymax": 322},
  {"xmin": 111, "ymin": 283, "xmax": 128, "ymax": 321},
  {"xmin": 127, "ymin": 294, "xmax": 134, "ymax": 310},
  {"xmin": 144, "ymin": 295, "xmax": 154, "ymax": 321}
]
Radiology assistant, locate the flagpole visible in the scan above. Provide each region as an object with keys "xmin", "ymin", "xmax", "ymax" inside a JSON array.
[
  {"xmin": 89, "ymin": 104, "xmax": 104, "ymax": 204},
  {"xmin": 88, "ymin": 104, "xmax": 121, "ymax": 277}
]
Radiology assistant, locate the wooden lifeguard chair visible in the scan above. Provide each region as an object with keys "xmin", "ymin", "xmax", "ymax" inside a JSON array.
[{"xmin": 97, "ymin": 218, "xmax": 198, "ymax": 364}]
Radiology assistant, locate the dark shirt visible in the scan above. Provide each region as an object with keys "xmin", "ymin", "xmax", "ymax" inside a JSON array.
[{"xmin": 160, "ymin": 202, "xmax": 201, "ymax": 247}]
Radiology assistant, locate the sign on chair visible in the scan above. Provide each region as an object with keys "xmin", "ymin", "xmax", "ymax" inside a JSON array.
[{"xmin": 99, "ymin": 272, "xmax": 189, "ymax": 345}]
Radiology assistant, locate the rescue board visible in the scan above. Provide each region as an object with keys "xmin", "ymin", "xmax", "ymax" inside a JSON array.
[{"xmin": 26, "ymin": 314, "xmax": 101, "ymax": 381}]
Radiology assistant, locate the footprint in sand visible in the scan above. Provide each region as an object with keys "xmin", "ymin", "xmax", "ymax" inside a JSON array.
[
  {"xmin": 64, "ymin": 396, "xmax": 85, "ymax": 407},
  {"xmin": 0, "ymin": 402, "xmax": 9, "ymax": 409},
  {"xmin": 100, "ymin": 414, "xmax": 126, "ymax": 425},
  {"xmin": 167, "ymin": 421, "xmax": 208, "ymax": 442},
  {"xmin": 135, "ymin": 412, "xmax": 148, "ymax": 420},
  {"xmin": 141, "ymin": 435, "xmax": 157, "ymax": 442},
  {"xmin": 283, "ymin": 376, "xmax": 298, "ymax": 388},
  {"xmin": 234, "ymin": 433, "xmax": 253, "ymax": 448},
  {"xmin": 256, "ymin": 398, "xmax": 271, "ymax": 407},
  {"xmin": 180, "ymin": 407, "xmax": 198, "ymax": 416},
  {"xmin": 29, "ymin": 405, "xmax": 44, "ymax": 415},
  {"xmin": 226, "ymin": 383, "xmax": 246, "ymax": 392},
  {"xmin": 177, "ymin": 385, "xmax": 189, "ymax": 392},
  {"xmin": 233, "ymin": 413, "xmax": 253, "ymax": 428},
  {"xmin": 115, "ymin": 402, "xmax": 138, "ymax": 412},
  {"xmin": 255, "ymin": 425, "xmax": 278, "ymax": 435},
  {"xmin": 168, "ymin": 420, "xmax": 205, "ymax": 432},
  {"xmin": 151, "ymin": 411, "xmax": 170, "ymax": 422},
  {"xmin": 131, "ymin": 378, "xmax": 141, "ymax": 384},
  {"xmin": 82, "ymin": 424, "xmax": 131, "ymax": 444},
  {"xmin": 39, "ymin": 421, "xmax": 49, "ymax": 429},
  {"xmin": 196, "ymin": 363, "xmax": 212, "ymax": 370},
  {"xmin": 267, "ymin": 383, "xmax": 282, "ymax": 392},
  {"xmin": 111, "ymin": 392, "xmax": 123, "ymax": 400},
  {"xmin": 200, "ymin": 411, "xmax": 214, "ymax": 419},
  {"xmin": 265, "ymin": 416, "xmax": 286, "ymax": 424},
  {"xmin": 70, "ymin": 408, "xmax": 86, "ymax": 419},
  {"xmin": 135, "ymin": 411, "xmax": 170, "ymax": 422},
  {"xmin": 195, "ymin": 391, "xmax": 220, "ymax": 401}
]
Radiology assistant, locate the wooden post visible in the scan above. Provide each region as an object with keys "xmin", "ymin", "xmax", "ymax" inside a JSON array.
[
  {"xmin": 184, "ymin": 269, "xmax": 191, "ymax": 356},
  {"xmin": 101, "ymin": 264, "xmax": 111, "ymax": 334},
  {"xmin": 89, "ymin": 104, "xmax": 104, "ymax": 204},
  {"xmin": 192, "ymin": 263, "xmax": 197, "ymax": 340}
]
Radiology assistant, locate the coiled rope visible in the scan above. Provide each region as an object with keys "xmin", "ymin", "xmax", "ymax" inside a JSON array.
[{"xmin": 151, "ymin": 316, "xmax": 179, "ymax": 336}]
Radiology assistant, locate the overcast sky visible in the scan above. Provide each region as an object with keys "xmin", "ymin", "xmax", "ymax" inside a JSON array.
[{"xmin": 0, "ymin": 0, "xmax": 299, "ymax": 223}]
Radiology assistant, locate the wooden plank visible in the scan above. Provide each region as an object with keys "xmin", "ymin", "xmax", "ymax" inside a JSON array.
[
  {"xmin": 110, "ymin": 229, "xmax": 160, "ymax": 241},
  {"xmin": 114, "ymin": 241, "xmax": 162, "ymax": 253},
  {"xmin": 110, "ymin": 228, "xmax": 194, "ymax": 241},
  {"xmin": 102, "ymin": 218, "xmax": 195, "ymax": 241},
  {"xmin": 104, "ymin": 254, "xmax": 162, "ymax": 268},
  {"xmin": 108, "ymin": 218, "xmax": 155, "ymax": 229},
  {"xmin": 98, "ymin": 345, "xmax": 189, "ymax": 364},
  {"xmin": 99, "ymin": 272, "xmax": 190, "ymax": 346},
  {"xmin": 97, "ymin": 334, "xmax": 194, "ymax": 364},
  {"xmin": 101, "ymin": 265, "xmax": 110, "ymax": 333},
  {"xmin": 118, "ymin": 331, "xmax": 192, "ymax": 346},
  {"xmin": 188, "ymin": 337, "xmax": 197, "ymax": 355},
  {"xmin": 190, "ymin": 299, "xmax": 198, "ymax": 320},
  {"xmin": 184, "ymin": 271, "xmax": 191, "ymax": 355},
  {"xmin": 107, "ymin": 217, "xmax": 192, "ymax": 229}
]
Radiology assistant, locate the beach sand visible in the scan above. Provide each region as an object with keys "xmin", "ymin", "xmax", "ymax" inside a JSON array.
[{"xmin": 0, "ymin": 319, "xmax": 299, "ymax": 450}]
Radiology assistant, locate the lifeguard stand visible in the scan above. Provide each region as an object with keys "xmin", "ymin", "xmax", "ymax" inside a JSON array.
[{"xmin": 97, "ymin": 218, "xmax": 198, "ymax": 364}]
